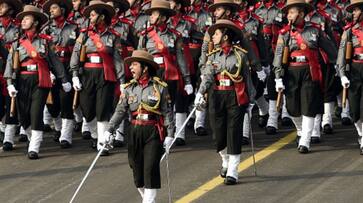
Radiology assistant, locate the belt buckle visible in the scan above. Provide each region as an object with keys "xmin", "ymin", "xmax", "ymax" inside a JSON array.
[
  {"xmin": 357, "ymin": 54, "xmax": 363, "ymax": 60},
  {"xmin": 154, "ymin": 57, "xmax": 164, "ymax": 65},
  {"xmin": 90, "ymin": 56, "xmax": 101, "ymax": 63},
  {"xmin": 26, "ymin": 64, "xmax": 37, "ymax": 71},
  {"xmin": 296, "ymin": 56, "xmax": 306, "ymax": 63},
  {"xmin": 136, "ymin": 114, "xmax": 149, "ymax": 121},
  {"xmin": 219, "ymin": 79, "xmax": 231, "ymax": 86}
]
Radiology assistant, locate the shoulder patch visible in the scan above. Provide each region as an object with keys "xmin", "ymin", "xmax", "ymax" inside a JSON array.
[
  {"xmin": 122, "ymin": 79, "xmax": 137, "ymax": 89},
  {"xmin": 39, "ymin": 34, "xmax": 53, "ymax": 41},
  {"xmin": 168, "ymin": 28, "xmax": 182, "ymax": 38},
  {"xmin": 207, "ymin": 48, "xmax": 221, "ymax": 56},
  {"xmin": 152, "ymin": 77, "xmax": 168, "ymax": 87}
]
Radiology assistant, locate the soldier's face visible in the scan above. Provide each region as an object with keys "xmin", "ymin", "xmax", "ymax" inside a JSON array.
[
  {"xmin": 149, "ymin": 10, "xmax": 160, "ymax": 24},
  {"xmin": 214, "ymin": 7, "xmax": 229, "ymax": 19},
  {"xmin": 0, "ymin": 3, "xmax": 10, "ymax": 17},
  {"xmin": 89, "ymin": 10, "xmax": 100, "ymax": 25},
  {"xmin": 170, "ymin": 1, "xmax": 181, "ymax": 10},
  {"xmin": 287, "ymin": 7, "xmax": 302, "ymax": 24},
  {"xmin": 49, "ymin": 4, "xmax": 63, "ymax": 19},
  {"xmin": 353, "ymin": 7, "xmax": 363, "ymax": 22},
  {"xmin": 212, "ymin": 29, "xmax": 223, "ymax": 45},
  {"xmin": 106, "ymin": 2, "xmax": 119, "ymax": 15},
  {"xmin": 21, "ymin": 15, "xmax": 36, "ymax": 30},
  {"xmin": 72, "ymin": 0, "xmax": 82, "ymax": 11},
  {"xmin": 130, "ymin": 61, "xmax": 143, "ymax": 79}
]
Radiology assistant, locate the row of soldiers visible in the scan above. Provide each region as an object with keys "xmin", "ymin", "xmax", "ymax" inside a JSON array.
[{"xmin": 0, "ymin": 0, "xmax": 362, "ymax": 202}]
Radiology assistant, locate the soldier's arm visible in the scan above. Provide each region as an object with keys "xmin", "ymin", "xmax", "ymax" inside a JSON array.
[
  {"xmin": 108, "ymin": 89, "xmax": 129, "ymax": 133},
  {"xmin": 113, "ymin": 37, "xmax": 125, "ymax": 84},
  {"xmin": 160, "ymin": 86, "xmax": 174, "ymax": 137},
  {"xmin": 273, "ymin": 33, "xmax": 285, "ymax": 79},
  {"xmin": 318, "ymin": 29, "xmax": 338, "ymax": 64},
  {"xmin": 198, "ymin": 32, "xmax": 210, "ymax": 73},
  {"xmin": 47, "ymin": 42, "xmax": 68, "ymax": 83},
  {"xmin": 69, "ymin": 33, "xmax": 83, "ymax": 77},
  {"xmin": 240, "ymin": 51, "xmax": 256, "ymax": 103},
  {"xmin": 4, "ymin": 43, "xmax": 15, "ymax": 85},
  {"xmin": 198, "ymin": 54, "xmax": 215, "ymax": 94},
  {"xmin": 137, "ymin": 34, "xmax": 145, "ymax": 49},
  {"xmin": 176, "ymin": 37, "xmax": 191, "ymax": 84},
  {"xmin": 240, "ymin": 31, "xmax": 262, "ymax": 72},
  {"xmin": 336, "ymin": 30, "xmax": 348, "ymax": 77}
]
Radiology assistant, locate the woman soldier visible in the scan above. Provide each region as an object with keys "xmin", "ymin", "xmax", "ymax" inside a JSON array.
[
  {"xmin": 43, "ymin": 0, "xmax": 78, "ymax": 148},
  {"xmin": 195, "ymin": 19, "xmax": 255, "ymax": 185},
  {"xmin": 70, "ymin": 0, "xmax": 124, "ymax": 155},
  {"xmin": 4, "ymin": 5, "xmax": 70, "ymax": 159},
  {"xmin": 104, "ymin": 50, "xmax": 174, "ymax": 203}
]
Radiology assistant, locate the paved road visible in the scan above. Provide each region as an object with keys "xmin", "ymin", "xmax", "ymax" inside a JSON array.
[{"xmin": 0, "ymin": 115, "xmax": 359, "ymax": 203}]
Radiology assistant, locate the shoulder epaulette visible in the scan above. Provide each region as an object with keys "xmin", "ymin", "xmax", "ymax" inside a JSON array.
[
  {"xmin": 39, "ymin": 33, "xmax": 52, "ymax": 41},
  {"xmin": 207, "ymin": 48, "xmax": 221, "ymax": 56},
  {"xmin": 119, "ymin": 17, "xmax": 134, "ymax": 26},
  {"xmin": 254, "ymin": 2, "xmax": 262, "ymax": 9},
  {"xmin": 279, "ymin": 25, "xmax": 290, "ymax": 34},
  {"xmin": 308, "ymin": 22, "xmax": 322, "ymax": 30},
  {"xmin": 153, "ymin": 77, "xmax": 168, "ymax": 87},
  {"xmin": 233, "ymin": 45, "xmax": 248, "ymax": 54},
  {"xmin": 140, "ymin": 26, "xmax": 154, "ymax": 35},
  {"xmin": 168, "ymin": 28, "xmax": 182, "ymax": 38},
  {"xmin": 251, "ymin": 13, "xmax": 264, "ymax": 24},
  {"xmin": 122, "ymin": 79, "xmax": 137, "ymax": 89},
  {"xmin": 109, "ymin": 28, "xmax": 122, "ymax": 37},
  {"xmin": 231, "ymin": 19, "xmax": 245, "ymax": 30},
  {"xmin": 344, "ymin": 23, "xmax": 353, "ymax": 30},
  {"xmin": 182, "ymin": 15, "xmax": 197, "ymax": 24}
]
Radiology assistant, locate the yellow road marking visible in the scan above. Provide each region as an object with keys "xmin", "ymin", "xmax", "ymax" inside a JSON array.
[{"xmin": 175, "ymin": 131, "xmax": 297, "ymax": 203}]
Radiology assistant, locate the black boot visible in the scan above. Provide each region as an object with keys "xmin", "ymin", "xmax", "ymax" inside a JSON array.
[
  {"xmin": 196, "ymin": 127, "xmax": 208, "ymax": 136},
  {"xmin": 60, "ymin": 140, "xmax": 72, "ymax": 149},
  {"xmin": 74, "ymin": 122, "xmax": 82, "ymax": 132},
  {"xmin": 53, "ymin": 131, "xmax": 61, "ymax": 142},
  {"xmin": 341, "ymin": 117, "xmax": 352, "ymax": 126},
  {"xmin": 28, "ymin": 151, "xmax": 39, "ymax": 160},
  {"xmin": 43, "ymin": 124, "xmax": 52, "ymax": 132},
  {"xmin": 175, "ymin": 138, "xmax": 186, "ymax": 146},
  {"xmin": 360, "ymin": 148, "xmax": 363, "ymax": 155},
  {"xmin": 224, "ymin": 176, "xmax": 237, "ymax": 185},
  {"xmin": 281, "ymin": 117, "xmax": 293, "ymax": 127},
  {"xmin": 334, "ymin": 106, "xmax": 342, "ymax": 118},
  {"xmin": 311, "ymin": 137, "xmax": 321, "ymax": 144},
  {"xmin": 82, "ymin": 131, "xmax": 92, "ymax": 140},
  {"xmin": 100, "ymin": 150, "xmax": 109, "ymax": 156},
  {"xmin": 18, "ymin": 134, "xmax": 28, "ymax": 142},
  {"xmin": 2, "ymin": 142, "xmax": 13, "ymax": 151},
  {"xmin": 323, "ymin": 124, "xmax": 333, "ymax": 134},
  {"xmin": 298, "ymin": 145, "xmax": 309, "ymax": 154},
  {"xmin": 220, "ymin": 167, "xmax": 227, "ymax": 178},
  {"xmin": 265, "ymin": 126, "xmax": 277, "ymax": 135},
  {"xmin": 258, "ymin": 114, "xmax": 268, "ymax": 128},
  {"xmin": 113, "ymin": 140, "xmax": 125, "ymax": 148}
]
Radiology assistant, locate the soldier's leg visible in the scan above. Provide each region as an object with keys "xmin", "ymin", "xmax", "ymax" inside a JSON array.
[
  {"xmin": 59, "ymin": 89, "xmax": 75, "ymax": 148},
  {"xmin": 174, "ymin": 82, "xmax": 189, "ymax": 146},
  {"xmin": 256, "ymin": 96, "xmax": 269, "ymax": 128},
  {"xmin": 311, "ymin": 114, "xmax": 322, "ymax": 144},
  {"xmin": 266, "ymin": 73, "xmax": 279, "ymax": 135},
  {"xmin": 219, "ymin": 148, "xmax": 228, "ymax": 178},
  {"xmin": 73, "ymin": 106, "xmax": 83, "ymax": 132},
  {"xmin": 128, "ymin": 126, "xmax": 145, "ymax": 189},
  {"xmin": 43, "ymin": 106, "xmax": 52, "ymax": 131},
  {"xmin": 341, "ymin": 99, "xmax": 352, "ymax": 124},
  {"xmin": 322, "ymin": 102, "xmax": 334, "ymax": 134},
  {"xmin": 298, "ymin": 115, "xmax": 314, "ymax": 152},
  {"xmin": 291, "ymin": 116, "xmax": 302, "ymax": 145},
  {"xmin": 355, "ymin": 120, "xmax": 362, "ymax": 146},
  {"xmin": 242, "ymin": 104, "xmax": 253, "ymax": 145},
  {"xmin": 3, "ymin": 95, "xmax": 20, "ymax": 151},
  {"xmin": 194, "ymin": 108, "xmax": 207, "ymax": 136},
  {"xmin": 281, "ymin": 95, "xmax": 293, "ymax": 126},
  {"xmin": 46, "ymin": 83, "xmax": 62, "ymax": 140}
]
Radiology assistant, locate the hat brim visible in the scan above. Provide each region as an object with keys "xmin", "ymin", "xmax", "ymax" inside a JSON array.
[
  {"xmin": 208, "ymin": 3, "xmax": 239, "ymax": 12},
  {"xmin": 207, "ymin": 23, "xmax": 242, "ymax": 40},
  {"xmin": 145, "ymin": 7, "xmax": 176, "ymax": 17},
  {"xmin": 16, "ymin": 11, "xmax": 48, "ymax": 25},
  {"xmin": 174, "ymin": 0, "xmax": 191, "ymax": 7},
  {"xmin": 125, "ymin": 56, "xmax": 159, "ymax": 71},
  {"xmin": 105, "ymin": 0, "xmax": 130, "ymax": 13},
  {"xmin": 346, "ymin": 2, "xmax": 363, "ymax": 12},
  {"xmin": 43, "ymin": 0, "xmax": 72, "ymax": 15},
  {"xmin": 282, "ymin": 3, "xmax": 313, "ymax": 13},
  {"xmin": 83, "ymin": 3, "xmax": 116, "ymax": 18},
  {"xmin": 0, "ymin": 0, "xmax": 23, "ymax": 14}
]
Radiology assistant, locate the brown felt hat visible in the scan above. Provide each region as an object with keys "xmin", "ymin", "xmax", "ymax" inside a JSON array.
[
  {"xmin": 282, "ymin": 0, "xmax": 313, "ymax": 13},
  {"xmin": 208, "ymin": 19, "xmax": 242, "ymax": 38},
  {"xmin": 208, "ymin": 0, "xmax": 239, "ymax": 12},
  {"xmin": 125, "ymin": 50, "xmax": 159, "ymax": 70},
  {"xmin": 42, "ymin": 0, "xmax": 72, "ymax": 15},
  {"xmin": 346, "ymin": 0, "xmax": 363, "ymax": 12},
  {"xmin": 145, "ymin": 0, "xmax": 176, "ymax": 17},
  {"xmin": 83, "ymin": 0, "xmax": 116, "ymax": 17},
  {"xmin": 16, "ymin": 5, "xmax": 48, "ymax": 25}
]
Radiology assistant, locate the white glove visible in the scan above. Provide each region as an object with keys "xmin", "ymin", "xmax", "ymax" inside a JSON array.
[
  {"xmin": 62, "ymin": 82, "xmax": 72, "ymax": 93},
  {"xmin": 194, "ymin": 92, "xmax": 206, "ymax": 109},
  {"xmin": 341, "ymin": 76, "xmax": 350, "ymax": 88},
  {"xmin": 262, "ymin": 65, "xmax": 271, "ymax": 75},
  {"xmin": 184, "ymin": 84, "xmax": 194, "ymax": 95},
  {"xmin": 275, "ymin": 78, "xmax": 285, "ymax": 92},
  {"xmin": 120, "ymin": 84, "xmax": 125, "ymax": 95},
  {"xmin": 256, "ymin": 70, "xmax": 267, "ymax": 82},
  {"xmin": 104, "ymin": 131, "xmax": 113, "ymax": 144},
  {"xmin": 163, "ymin": 136, "xmax": 174, "ymax": 153},
  {"xmin": 50, "ymin": 72, "xmax": 56, "ymax": 84},
  {"xmin": 72, "ymin": 76, "xmax": 82, "ymax": 91},
  {"xmin": 7, "ymin": 85, "xmax": 17, "ymax": 97}
]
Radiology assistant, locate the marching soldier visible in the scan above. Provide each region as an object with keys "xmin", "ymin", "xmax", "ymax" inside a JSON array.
[
  {"xmin": 195, "ymin": 19, "xmax": 255, "ymax": 185},
  {"xmin": 70, "ymin": 0, "xmax": 124, "ymax": 155},
  {"xmin": 43, "ymin": 0, "xmax": 78, "ymax": 148},
  {"xmin": 273, "ymin": 0, "xmax": 337, "ymax": 153},
  {"xmin": 104, "ymin": 50, "xmax": 174, "ymax": 203},
  {"xmin": 138, "ymin": 0, "xmax": 193, "ymax": 146},
  {"xmin": 4, "ymin": 5, "xmax": 70, "ymax": 159},
  {"xmin": 68, "ymin": 0, "xmax": 89, "ymax": 29},
  {"xmin": 124, "ymin": 0, "xmax": 151, "ymax": 35},
  {"xmin": 0, "ymin": 0, "xmax": 23, "ymax": 151},
  {"xmin": 336, "ymin": 0, "xmax": 363, "ymax": 154}
]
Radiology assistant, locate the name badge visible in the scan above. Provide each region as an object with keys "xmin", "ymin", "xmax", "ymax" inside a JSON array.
[
  {"xmin": 148, "ymin": 95, "xmax": 158, "ymax": 101},
  {"xmin": 219, "ymin": 79, "xmax": 231, "ymax": 86},
  {"xmin": 154, "ymin": 57, "xmax": 164, "ymax": 64},
  {"xmin": 90, "ymin": 56, "xmax": 101, "ymax": 63},
  {"xmin": 27, "ymin": 64, "xmax": 37, "ymax": 71}
]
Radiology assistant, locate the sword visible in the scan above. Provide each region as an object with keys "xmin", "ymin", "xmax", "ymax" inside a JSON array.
[{"xmin": 247, "ymin": 107, "xmax": 257, "ymax": 176}]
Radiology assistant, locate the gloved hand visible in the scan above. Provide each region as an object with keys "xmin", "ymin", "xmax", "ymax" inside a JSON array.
[
  {"xmin": 163, "ymin": 136, "xmax": 174, "ymax": 153},
  {"xmin": 262, "ymin": 65, "xmax": 271, "ymax": 75},
  {"xmin": 341, "ymin": 76, "xmax": 350, "ymax": 88},
  {"xmin": 72, "ymin": 76, "xmax": 82, "ymax": 91},
  {"xmin": 50, "ymin": 72, "xmax": 56, "ymax": 84},
  {"xmin": 184, "ymin": 84, "xmax": 193, "ymax": 95},
  {"xmin": 256, "ymin": 70, "xmax": 267, "ymax": 82},
  {"xmin": 194, "ymin": 92, "xmax": 206, "ymax": 109},
  {"xmin": 275, "ymin": 78, "xmax": 285, "ymax": 92},
  {"xmin": 104, "ymin": 131, "xmax": 113, "ymax": 144},
  {"xmin": 62, "ymin": 82, "xmax": 72, "ymax": 93},
  {"xmin": 7, "ymin": 85, "xmax": 17, "ymax": 97},
  {"xmin": 120, "ymin": 84, "xmax": 125, "ymax": 95}
]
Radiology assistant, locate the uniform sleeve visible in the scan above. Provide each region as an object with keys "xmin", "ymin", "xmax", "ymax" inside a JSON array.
[
  {"xmin": 240, "ymin": 31, "xmax": 262, "ymax": 72},
  {"xmin": 47, "ymin": 42, "xmax": 67, "ymax": 83},
  {"xmin": 336, "ymin": 30, "xmax": 348, "ymax": 77},
  {"xmin": 4, "ymin": 42, "xmax": 16, "ymax": 85},
  {"xmin": 107, "ymin": 89, "xmax": 129, "ymax": 133},
  {"xmin": 198, "ymin": 54, "xmax": 215, "ymax": 94},
  {"xmin": 137, "ymin": 34, "xmax": 146, "ymax": 49},
  {"xmin": 70, "ymin": 33, "xmax": 83, "ymax": 77},
  {"xmin": 273, "ymin": 33, "xmax": 285, "ymax": 79},
  {"xmin": 240, "ymin": 51, "xmax": 256, "ymax": 103},
  {"xmin": 318, "ymin": 29, "xmax": 338, "ymax": 64},
  {"xmin": 198, "ymin": 32, "xmax": 210, "ymax": 74},
  {"xmin": 160, "ymin": 86, "xmax": 174, "ymax": 137},
  {"xmin": 176, "ymin": 37, "xmax": 191, "ymax": 84},
  {"xmin": 113, "ymin": 37, "xmax": 125, "ymax": 84}
]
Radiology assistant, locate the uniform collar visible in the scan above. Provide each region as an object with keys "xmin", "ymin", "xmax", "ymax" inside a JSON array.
[
  {"xmin": 0, "ymin": 17, "xmax": 12, "ymax": 29},
  {"xmin": 138, "ymin": 74, "xmax": 151, "ymax": 88}
]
